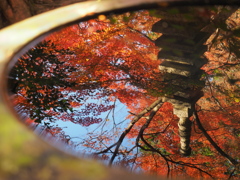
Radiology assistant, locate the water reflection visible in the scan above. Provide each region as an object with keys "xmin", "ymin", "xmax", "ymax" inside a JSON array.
[{"xmin": 8, "ymin": 6, "xmax": 240, "ymax": 179}]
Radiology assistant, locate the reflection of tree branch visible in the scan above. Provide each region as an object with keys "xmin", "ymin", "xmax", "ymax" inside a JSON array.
[
  {"xmin": 112, "ymin": 99, "xmax": 117, "ymax": 133},
  {"xmin": 74, "ymin": 78, "xmax": 130, "ymax": 90},
  {"xmin": 143, "ymin": 122, "xmax": 171, "ymax": 136},
  {"xmin": 228, "ymin": 168, "xmax": 236, "ymax": 180},
  {"xmin": 95, "ymin": 142, "xmax": 118, "ymax": 155},
  {"xmin": 126, "ymin": 146, "xmax": 137, "ymax": 155},
  {"xmin": 129, "ymin": 147, "xmax": 139, "ymax": 172},
  {"xmin": 206, "ymin": 77, "xmax": 227, "ymax": 112},
  {"xmin": 127, "ymin": 27, "xmax": 155, "ymax": 43},
  {"xmin": 205, "ymin": 62, "xmax": 240, "ymax": 73},
  {"xmin": 193, "ymin": 118, "xmax": 220, "ymax": 134},
  {"xmin": 138, "ymin": 137, "xmax": 213, "ymax": 178},
  {"xmin": 135, "ymin": 103, "xmax": 213, "ymax": 178},
  {"xmin": 193, "ymin": 107, "xmax": 238, "ymax": 165},
  {"xmin": 138, "ymin": 132, "xmax": 213, "ymax": 178},
  {"xmin": 136, "ymin": 102, "xmax": 169, "ymax": 177},
  {"xmin": 95, "ymin": 98, "xmax": 163, "ymax": 166},
  {"xmin": 108, "ymin": 98, "xmax": 163, "ymax": 166},
  {"xmin": 208, "ymin": 28, "xmax": 220, "ymax": 51},
  {"xmin": 100, "ymin": 109, "xmax": 113, "ymax": 133}
]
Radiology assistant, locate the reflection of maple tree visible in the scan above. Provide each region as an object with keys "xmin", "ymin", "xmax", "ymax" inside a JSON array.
[
  {"xmin": 10, "ymin": 7, "xmax": 240, "ymax": 179},
  {"xmin": 9, "ymin": 40, "xmax": 114, "ymax": 127},
  {"xmin": 9, "ymin": 41, "xmax": 77, "ymax": 124}
]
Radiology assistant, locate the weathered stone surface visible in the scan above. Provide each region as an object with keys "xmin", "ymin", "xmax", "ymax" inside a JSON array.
[
  {"xmin": 173, "ymin": 102, "xmax": 193, "ymax": 117},
  {"xmin": 174, "ymin": 90, "xmax": 198, "ymax": 99},
  {"xmin": 175, "ymin": 89, "xmax": 204, "ymax": 100},
  {"xmin": 178, "ymin": 117, "xmax": 192, "ymax": 156},
  {"xmin": 162, "ymin": 97, "xmax": 192, "ymax": 116},
  {"xmin": 159, "ymin": 56, "xmax": 208, "ymax": 76},
  {"xmin": 180, "ymin": 147, "xmax": 192, "ymax": 156},
  {"xmin": 159, "ymin": 61, "xmax": 197, "ymax": 76},
  {"xmin": 158, "ymin": 49, "xmax": 208, "ymax": 65},
  {"xmin": 163, "ymin": 92, "xmax": 203, "ymax": 156},
  {"xmin": 165, "ymin": 56, "xmax": 208, "ymax": 67}
]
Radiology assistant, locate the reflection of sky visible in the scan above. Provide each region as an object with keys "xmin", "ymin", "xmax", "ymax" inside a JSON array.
[{"xmin": 51, "ymin": 99, "xmax": 133, "ymax": 155}]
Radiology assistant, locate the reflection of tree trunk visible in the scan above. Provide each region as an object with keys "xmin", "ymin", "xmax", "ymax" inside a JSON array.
[{"xmin": 0, "ymin": 0, "xmax": 84, "ymax": 28}]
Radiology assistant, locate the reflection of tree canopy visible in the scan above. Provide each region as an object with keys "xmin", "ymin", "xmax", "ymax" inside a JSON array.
[
  {"xmin": 9, "ymin": 41, "xmax": 114, "ymax": 126},
  {"xmin": 9, "ymin": 41, "xmax": 77, "ymax": 124},
  {"xmin": 9, "ymin": 6, "xmax": 240, "ymax": 179}
]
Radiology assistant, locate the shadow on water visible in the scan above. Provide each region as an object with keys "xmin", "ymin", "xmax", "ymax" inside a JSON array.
[{"xmin": 7, "ymin": 6, "xmax": 240, "ymax": 179}]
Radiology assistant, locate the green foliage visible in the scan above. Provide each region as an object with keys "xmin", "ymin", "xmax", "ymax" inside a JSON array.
[
  {"xmin": 199, "ymin": 147, "xmax": 214, "ymax": 156},
  {"xmin": 166, "ymin": 8, "xmax": 179, "ymax": 15},
  {"xmin": 148, "ymin": 9, "xmax": 161, "ymax": 18},
  {"xmin": 159, "ymin": 148, "xmax": 171, "ymax": 155},
  {"xmin": 148, "ymin": 32, "xmax": 160, "ymax": 40},
  {"xmin": 109, "ymin": 12, "xmax": 131, "ymax": 24},
  {"xmin": 109, "ymin": 17, "xmax": 117, "ymax": 24},
  {"xmin": 123, "ymin": 16, "xmax": 130, "ymax": 22}
]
